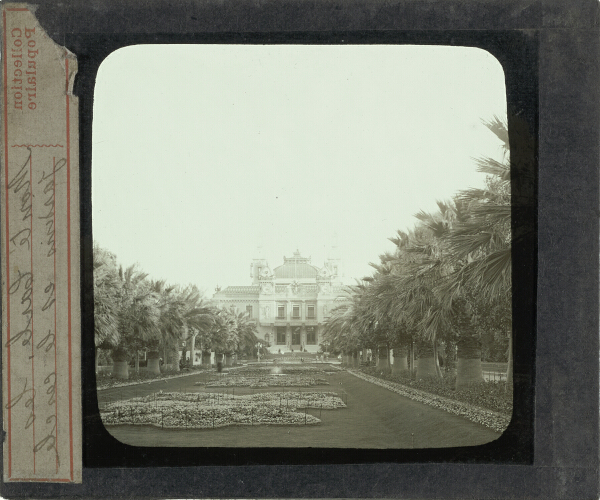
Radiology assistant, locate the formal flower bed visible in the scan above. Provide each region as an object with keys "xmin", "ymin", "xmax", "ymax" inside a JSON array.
[
  {"xmin": 198, "ymin": 365, "xmax": 334, "ymax": 387},
  {"xmin": 100, "ymin": 391, "xmax": 345, "ymax": 429},
  {"xmin": 238, "ymin": 365, "xmax": 334, "ymax": 375},
  {"xmin": 348, "ymin": 369, "xmax": 511, "ymax": 433},
  {"xmin": 201, "ymin": 374, "xmax": 330, "ymax": 388}
]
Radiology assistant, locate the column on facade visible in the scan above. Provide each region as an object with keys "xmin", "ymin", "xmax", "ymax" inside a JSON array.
[{"xmin": 301, "ymin": 300, "xmax": 306, "ymax": 349}]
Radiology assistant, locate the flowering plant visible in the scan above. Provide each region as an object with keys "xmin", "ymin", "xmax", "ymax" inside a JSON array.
[{"xmin": 100, "ymin": 390, "xmax": 346, "ymax": 429}]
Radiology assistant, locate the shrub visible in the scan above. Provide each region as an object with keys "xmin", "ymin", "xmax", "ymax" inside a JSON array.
[{"xmin": 358, "ymin": 366, "xmax": 512, "ymax": 415}]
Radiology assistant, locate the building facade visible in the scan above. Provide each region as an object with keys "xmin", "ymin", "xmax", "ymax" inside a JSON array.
[{"xmin": 213, "ymin": 250, "xmax": 344, "ymax": 353}]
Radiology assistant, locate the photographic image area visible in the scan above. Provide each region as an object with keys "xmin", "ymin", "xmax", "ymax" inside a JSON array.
[{"xmin": 91, "ymin": 44, "xmax": 512, "ymax": 448}]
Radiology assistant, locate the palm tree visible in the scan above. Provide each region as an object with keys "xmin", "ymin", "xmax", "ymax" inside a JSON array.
[
  {"xmin": 391, "ymin": 118, "xmax": 511, "ymax": 388},
  {"xmin": 234, "ymin": 310, "xmax": 259, "ymax": 362},
  {"xmin": 147, "ymin": 280, "xmax": 184, "ymax": 374},
  {"xmin": 93, "ymin": 244, "xmax": 121, "ymax": 374},
  {"xmin": 112, "ymin": 265, "xmax": 160, "ymax": 379},
  {"xmin": 210, "ymin": 307, "xmax": 239, "ymax": 366},
  {"xmin": 322, "ymin": 301, "xmax": 353, "ymax": 364},
  {"xmin": 442, "ymin": 120, "xmax": 512, "ymax": 385},
  {"xmin": 320, "ymin": 117, "xmax": 511, "ymax": 389},
  {"xmin": 367, "ymin": 224, "xmax": 446, "ymax": 380},
  {"xmin": 179, "ymin": 286, "xmax": 214, "ymax": 368}
]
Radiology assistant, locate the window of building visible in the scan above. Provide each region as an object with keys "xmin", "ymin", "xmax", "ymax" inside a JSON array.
[
  {"xmin": 277, "ymin": 327, "xmax": 286, "ymax": 345},
  {"xmin": 307, "ymin": 305, "xmax": 315, "ymax": 319},
  {"xmin": 277, "ymin": 305, "xmax": 286, "ymax": 319},
  {"xmin": 264, "ymin": 333, "xmax": 270, "ymax": 344},
  {"xmin": 246, "ymin": 305, "xmax": 253, "ymax": 318},
  {"xmin": 306, "ymin": 327, "xmax": 316, "ymax": 344},
  {"xmin": 292, "ymin": 304, "xmax": 300, "ymax": 319}
]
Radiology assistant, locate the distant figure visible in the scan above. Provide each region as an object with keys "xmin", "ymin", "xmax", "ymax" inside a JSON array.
[{"xmin": 216, "ymin": 361, "xmax": 223, "ymax": 373}]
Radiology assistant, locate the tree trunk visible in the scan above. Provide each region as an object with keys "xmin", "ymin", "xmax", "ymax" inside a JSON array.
[
  {"xmin": 352, "ymin": 351, "xmax": 359, "ymax": 368},
  {"xmin": 95, "ymin": 348, "xmax": 99, "ymax": 375},
  {"xmin": 169, "ymin": 345, "xmax": 180, "ymax": 372},
  {"xmin": 416, "ymin": 341, "xmax": 437, "ymax": 379},
  {"xmin": 147, "ymin": 357, "xmax": 161, "ymax": 375},
  {"xmin": 456, "ymin": 334, "xmax": 484, "ymax": 389},
  {"xmin": 190, "ymin": 334, "xmax": 196, "ymax": 366},
  {"xmin": 391, "ymin": 345, "xmax": 408, "ymax": 374},
  {"xmin": 134, "ymin": 350, "xmax": 140, "ymax": 374},
  {"xmin": 376, "ymin": 345, "xmax": 389, "ymax": 369},
  {"xmin": 433, "ymin": 340, "xmax": 443, "ymax": 378},
  {"xmin": 112, "ymin": 360, "xmax": 129, "ymax": 380}
]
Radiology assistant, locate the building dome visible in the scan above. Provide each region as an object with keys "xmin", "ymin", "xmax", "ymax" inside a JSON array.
[{"xmin": 273, "ymin": 250, "xmax": 319, "ymax": 279}]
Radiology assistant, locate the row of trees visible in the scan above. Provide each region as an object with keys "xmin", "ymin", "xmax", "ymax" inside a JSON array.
[
  {"xmin": 93, "ymin": 246, "xmax": 260, "ymax": 379},
  {"xmin": 322, "ymin": 117, "xmax": 512, "ymax": 389}
]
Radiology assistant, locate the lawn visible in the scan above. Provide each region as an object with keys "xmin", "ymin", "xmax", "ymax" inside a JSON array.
[{"xmin": 101, "ymin": 368, "xmax": 501, "ymax": 448}]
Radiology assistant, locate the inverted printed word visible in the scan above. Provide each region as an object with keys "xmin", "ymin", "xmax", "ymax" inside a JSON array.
[{"xmin": 10, "ymin": 26, "xmax": 38, "ymax": 111}]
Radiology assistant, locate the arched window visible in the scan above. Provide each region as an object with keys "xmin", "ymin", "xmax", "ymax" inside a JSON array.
[{"xmin": 264, "ymin": 334, "xmax": 270, "ymax": 343}]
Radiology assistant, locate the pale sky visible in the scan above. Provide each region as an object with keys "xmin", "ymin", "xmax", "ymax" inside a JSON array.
[{"xmin": 92, "ymin": 44, "xmax": 507, "ymax": 295}]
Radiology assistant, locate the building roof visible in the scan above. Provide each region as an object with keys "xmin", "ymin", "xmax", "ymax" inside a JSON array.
[
  {"xmin": 274, "ymin": 262, "xmax": 319, "ymax": 279},
  {"xmin": 273, "ymin": 251, "xmax": 319, "ymax": 279},
  {"xmin": 219, "ymin": 285, "xmax": 260, "ymax": 295}
]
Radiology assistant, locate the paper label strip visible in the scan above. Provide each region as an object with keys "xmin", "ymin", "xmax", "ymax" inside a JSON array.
[{"xmin": 2, "ymin": 4, "xmax": 82, "ymax": 483}]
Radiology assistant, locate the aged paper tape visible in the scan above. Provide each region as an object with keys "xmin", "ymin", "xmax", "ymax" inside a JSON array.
[{"xmin": 2, "ymin": 4, "xmax": 82, "ymax": 483}]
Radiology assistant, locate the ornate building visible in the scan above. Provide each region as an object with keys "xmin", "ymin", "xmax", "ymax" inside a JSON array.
[{"xmin": 213, "ymin": 250, "xmax": 344, "ymax": 353}]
